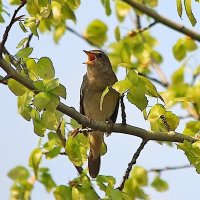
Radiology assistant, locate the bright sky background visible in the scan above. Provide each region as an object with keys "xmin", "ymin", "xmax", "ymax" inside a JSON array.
[{"xmin": 1, "ymin": 1, "xmax": 200, "ymax": 199}]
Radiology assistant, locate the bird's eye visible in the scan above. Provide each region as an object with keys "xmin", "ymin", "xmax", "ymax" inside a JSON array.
[{"xmin": 97, "ymin": 53, "xmax": 102, "ymax": 58}]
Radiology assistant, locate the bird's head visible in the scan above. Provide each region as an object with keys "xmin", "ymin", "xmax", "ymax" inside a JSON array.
[{"xmin": 83, "ymin": 50, "xmax": 110, "ymax": 67}]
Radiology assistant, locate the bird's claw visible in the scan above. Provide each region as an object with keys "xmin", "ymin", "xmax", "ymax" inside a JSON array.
[{"xmin": 105, "ymin": 119, "xmax": 114, "ymax": 137}]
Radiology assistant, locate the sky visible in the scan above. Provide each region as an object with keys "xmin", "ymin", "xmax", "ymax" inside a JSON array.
[{"xmin": 0, "ymin": 0, "xmax": 200, "ymax": 199}]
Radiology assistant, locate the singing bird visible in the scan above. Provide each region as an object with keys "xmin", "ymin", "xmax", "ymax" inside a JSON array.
[{"xmin": 80, "ymin": 50, "xmax": 119, "ymax": 178}]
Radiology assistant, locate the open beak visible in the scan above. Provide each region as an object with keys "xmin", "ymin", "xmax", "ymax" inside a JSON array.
[{"xmin": 83, "ymin": 50, "xmax": 97, "ymax": 64}]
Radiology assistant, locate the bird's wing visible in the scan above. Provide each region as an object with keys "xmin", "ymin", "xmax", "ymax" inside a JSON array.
[
  {"xmin": 110, "ymin": 96, "xmax": 119, "ymax": 123},
  {"xmin": 80, "ymin": 74, "xmax": 87, "ymax": 115}
]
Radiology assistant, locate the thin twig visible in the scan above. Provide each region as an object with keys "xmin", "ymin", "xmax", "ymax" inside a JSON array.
[
  {"xmin": 148, "ymin": 164, "xmax": 192, "ymax": 173},
  {"xmin": 151, "ymin": 62, "xmax": 169, "ymax": 87},
  {"xmin": 56, "ymin": 123, "xmax": 83, "ymax": 175},
  {"xmin": 120, "ymin": 94, "xmax": 127, "ymax": 125},
  {"xmin": 0, "ymin": 1, "xmax": 26, "ymax": 56},
  {"xmin": 138, "ymin": 72, "xmax": 169, "ymax": 87},
  {"xmin": 128, "ymin": 21, "xmax": 157, "ymax": 37},
  {"xmin": 123, "ymin": 0, "xmax": 200, "ymax": 42},
  {"xmin": 118, "ymin": 139, "xmax": 148, "ymax": 191},
  {"xmin": 0, "ymin": 74, "xmax": 11, "ymax": 85}
]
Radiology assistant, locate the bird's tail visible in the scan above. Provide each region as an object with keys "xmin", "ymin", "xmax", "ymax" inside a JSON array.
[{"xmin": 88, "ymin": 131, "xmax": 103, "ymax": 178}]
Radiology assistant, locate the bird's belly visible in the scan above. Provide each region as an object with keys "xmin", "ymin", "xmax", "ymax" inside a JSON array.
[{"xmin": 83, "ymin": 90, "xmax": 118, "ymax": 122}]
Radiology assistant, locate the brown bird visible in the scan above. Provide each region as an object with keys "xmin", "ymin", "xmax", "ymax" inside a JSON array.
[{"xmin": 80, "ymin": 50, "xmax": 119, "ymax": 178}]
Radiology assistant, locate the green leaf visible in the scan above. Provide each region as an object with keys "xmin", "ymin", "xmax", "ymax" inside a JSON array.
[
  {"xmin": 54, "ymin": 185, "xmax": 72, "ymax": 200},
  {"xmin": 18, "ymin": 91, "xmax": 33, "ymax": 121},
  {"xmin": 171, "ymin": 65, "xmax": 185, "ymax": 84},
  {"xmin": 36, "ymin": 57, "xmax": 55, "ymax": 79},
  {"xmin": 148, "ymin": 104, "xmax": 166, "ymax": 123},
  {"xmin": 183, "ymin": 121, "xmax": 200, "ymax": 137},
  {"xmin": 8, "ymin": 166, "xmax": 30, "ymax": 181},
  {"xmin": 184, "ymin": 36, "xmax": 198, "ymax": 51},
  {"xmin": 62, "ymin": 3, "xmax": 76, "ymax": 23},
  {"xmin": 29, "ymin": 148, "xmax": 43, "ymax": 177},
  {"xmin": 84, "ymin": 19, "xmax": 108, "ymax": 47},
  {"xmin": 96, "ymin": 175, "xmax": 116, "ymax": 188},
  {"xmin": 33, "ymin": 119, "xmax": 46, "ymax": 136},
  {"xmin": 16, "ymin": 37, "xmax": 29, "ymax": 49},
  {"xmin": 176, "ymin": 0, "xmax": 183, "ymax": 18},
  {"xmin": 178, "ymin": 140, "xmax": 200, "ymax": 173},
  {"xmin": 151, "ymin": 175, "xmax": 169, "ymax": 192},
  {"xmin": 44, "ymin": 78, "xmax": 60, "ymax": 91},
  {"xmin": 131, "ymin": 166, "xmax": 148, "ymax": 186},
  {"xmin": 34, "ymin": 92, "xmax": 51, "ymax": 111},
  {"xmin": 139, "ymin": 75, "xmax": 164, "ymax": 101},
  {"xmin": 184, "ymin": 0, "xmax": 197, "ymax": 26},
  {"xmin": 8, "ymin": 79, "xmax": 27, "ymax": 96},
  {"xmin": 100, "ymin": 86, "xmax": 109, "ymax": 111},
  {"xmin": 172, "ymin": 38, "xmax": 186, "ymax": 61},
  {"xmin": 102, "ymin": 0, "xmax": 111, "ymax": 16},
  {"xmin": 19, "ymin": 22, "xmax": 28, "ymax": 32},
  {"xmin": 127, "ymin": 70, "xmax": 138, "ymax": 85},
  {"xmin": 115, "ymin": 0, "xmax": 131, "ymax": 22},
  {"xmin": 51, "ymin": 84, "xmax": 67, "ymax": 99},
  {"xmin": 15, "ymin": 47, "xmax": 33, "ymax": 58},
  {"xmin": 45, "ymin": 146, "xmax": 61, "ymax": 159},
  {"xmin": 112, "ymin": 79, "xmax": 131, "ymax": 95},
  {"xmin": 24, "ymin": 17, "xmax": 38, "ymax": 37},
  {"xmin": 67, "ymin": 0, "xmax": 81, "ymax": 9},
  {"xmin": 114, "ymin": 26, "xmax": 121, "ymax": 42},
  {"xmin": 65, "ymin": 134, "xmax": 89, "ymax": 166},
  {"xmin": 127, "ymin": 79, "xmax": 148, "ymax": 111},
  {"xmin": 110, "ymin": 188, "xmax": 123, "ymax": 200},
  {"xmin": 38, "ymin": 168, "xmax": 56, "ymax": 192},
  {"xmin": 41, "ymin": 110, "xmax": 63, "ymax": 130},
  {"xmin": 9, "ymin": 0, "xmax": 21, "ymax": 5},
  {"xmin": 34, "ymin": 80, "xmax": 45, "ymax": 91}
]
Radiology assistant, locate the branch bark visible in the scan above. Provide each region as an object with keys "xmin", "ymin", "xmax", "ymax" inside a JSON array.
[
  {"xmin": 123, "ymin": 0, "xmax": 200, "ymax": 42},
  {"xmin": 118, "ymin": 139, "xmax": 148, "ymax": 191},
  {"xmin": 0, "ymin": 57, "xmax": 198, "ymax": 144}
]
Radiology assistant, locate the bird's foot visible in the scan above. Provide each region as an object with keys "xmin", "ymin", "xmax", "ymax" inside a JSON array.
[
  {"xmin": 105, "ymin": 119, "xmax": 114, "ymax": 137},
  {"xmin": 70, "ymin": 128, "xmax": 80, "ymax": 138}
]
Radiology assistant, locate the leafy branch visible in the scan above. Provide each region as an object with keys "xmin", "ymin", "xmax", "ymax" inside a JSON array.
[
  {"xmin": 0, "ymin": 57, "xmax": 198, "ymax": 144},
  {"xmin": 123, "ymin": 0, "xmax": 200, "ymax": 42},
  {"xmin": 0, "ymin": 1, "xmax": 26, "ymax": 57}
]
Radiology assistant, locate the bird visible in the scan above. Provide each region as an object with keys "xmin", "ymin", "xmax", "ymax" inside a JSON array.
[{"xmin": 80, "ymin": 50, "xmax": 119, "ymax": 178}]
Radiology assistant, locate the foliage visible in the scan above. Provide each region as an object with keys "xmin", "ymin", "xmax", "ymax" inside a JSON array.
[{"xmin": 1, "ymin": 0, "xmax": 200, "ymax": 199}]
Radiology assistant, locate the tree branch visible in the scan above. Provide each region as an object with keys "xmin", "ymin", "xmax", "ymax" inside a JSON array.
[
  {"xmin": 118, "ymin": 139, "xmax": 148, "ymax": 191},
  {"xmin": 0, "ymin": 1, "xmax": 26, "ymax": 57},
  {"xmin": 0, "ymin": 57, "xmax": 198, "ymax": 144},
  {"xmin": 123, "ymin": 0, "xmax": 200, "ymax": 42},
  {"xmin": 148, "ymin": 164, "xmax": 192, "ymax": 173}
]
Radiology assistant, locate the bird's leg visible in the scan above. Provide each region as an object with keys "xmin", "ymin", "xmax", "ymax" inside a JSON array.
[
  {"xmin": 71, "ymin": 115, "xmax": 94, "ymax": 137},
  {"xmin": 70, "ymin": 127, "xmax": 80, "ymax": 138},
  {"xmin": 105, "ymin": 119, "xmax": 114, "ymax": 137}
]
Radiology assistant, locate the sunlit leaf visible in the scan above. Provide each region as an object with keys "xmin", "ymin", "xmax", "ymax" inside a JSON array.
[
  {"xmin": 65, "ymin": 134, "xmax": 89, "ymax": 166},
  {"xmin": 54, "ymin": 185, "xmax": 72, "ymax": 200},
  {"xmin": 29, "ymin": 148, "xmax": 43, "ymax": 177},
  {"xmin": 84, "ymin": 19, "xmax": 108, "ymax": 47},
  {"xmin": 8, "ymin": 79, "xmax": 27, "ymax": 96},
  {"xmin": 15, "ymin": 47, "xmax": 33, "ymax": 58},
  {"xmin": 36, "ymin": 57, "xmax": 55, "ymax": 79},
  {"xmin": 184, "ymin": 0, "xmax": 197, "ymax": 26},
  {"xmin": 8, "ymin": 166, "xmax": 30, "ymax": 181},
  {"xmin": 151, "ymin": 175, "xmax": 169, "ymax": 192},
  {"xmin": 176, "ymin": 0, "xmax": 183, "ymax": 18}
]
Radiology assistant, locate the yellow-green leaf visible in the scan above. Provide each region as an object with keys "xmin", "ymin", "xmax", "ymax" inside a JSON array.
[
  {"xmin": 184, "ymin": 0, "xmax": 197, "ymax": 26},
  {"xmin": 8, "ymin": 79, "xmax": 27, "ymax": 96}
]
